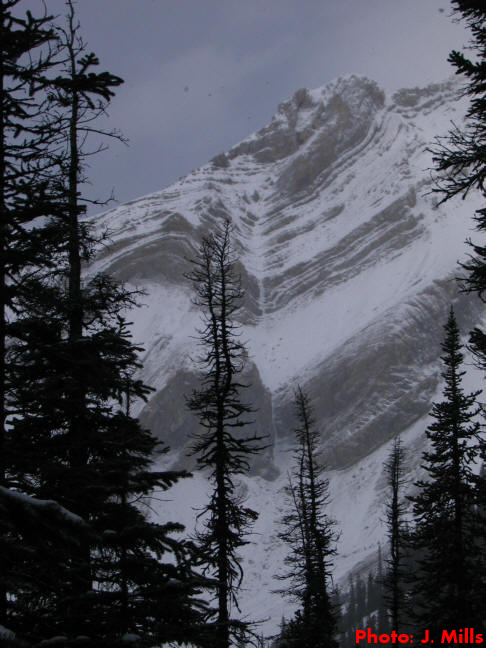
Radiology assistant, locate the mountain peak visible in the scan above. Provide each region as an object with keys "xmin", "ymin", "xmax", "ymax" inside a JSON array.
[
  {"xmin": 94, "ymin": 69, "xmax": 476, "ymax": 469},
  {"xmin": 228, "ymin": 75, "xmax": 385, "ymax": 170}
]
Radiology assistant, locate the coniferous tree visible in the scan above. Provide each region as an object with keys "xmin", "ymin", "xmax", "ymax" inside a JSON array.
[
  {"xmin": 6, "ymin": 2, "xmax": 126, "ymax": 637},
  {"xmin": 339, "ymin": 565, "xmax": 392, "ymax": 648},
  {"xmin": 347, "ymin": 575, "xmax": 356, "ymax": 632},
  {"xmin": 431, "ymin": 4, "xmax": 486, "ymax": 359},
  {"xmin": 431, "ymin": 2, "xmax": 485, "ymax": 207},
  {"xmin": 6, "ymin": 3, "xmax": 207, "ymax": 644},
  {"xmin": 275, "ymin": 387, "xmax": 339, "ymax": 648},
  {"xmin": 430, "ymin": 2, "xmax": 486, "ymax": 618},
  {"xmin": 0, "ymin": 0, "xmax": 71, "ymax": 634},
  {"xmin": 409, "ymin": 308, "xmax": 484, "ymax": 640},
  {"xmin": 355, "ymin": 576, "xmax": 366, "ymax": 625},
  {"xmin": 366, "ymin": 571, "xmax": 380, "ymax": 616},
  {"xmin": 89, "ymin": 375, "xmax": 209, "ymax": 647},
  {"xmin": 383, "ymin": 437, "xmax": 407, "ymax": 632},
  {"xmin": 0, "ymin": 485, "xmax": 92, "ymax": 645},
  {"xmin": 186, "ymin": 219, "xmax": 265, "ymax": 648}
]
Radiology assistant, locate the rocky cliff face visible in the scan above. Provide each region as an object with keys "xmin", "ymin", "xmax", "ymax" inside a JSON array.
[{"xmin": 92, "ymin": 74, "xmax": 484, "ymax": 628}]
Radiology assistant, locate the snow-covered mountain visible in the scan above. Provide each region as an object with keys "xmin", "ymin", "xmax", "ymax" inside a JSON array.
[{"xmin": 93, "ymin": 75, "xmax": 484, "ymax": 634}]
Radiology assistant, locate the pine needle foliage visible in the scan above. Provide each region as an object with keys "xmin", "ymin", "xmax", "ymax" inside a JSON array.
[
  {"xmin": 5, "ymin": 3, "xmax": 208, "ymax": 644},
  {"xmin": 186, "ymin": 220, "xmax": 266, "ymax": 648},
  {"xmin": 409, "ymin": 308, "xmax": 484, "ymax": 640},
  {"xmin": 430, "ymin": 3, "xmax": 486, "ymax": 335},
  {"xmin": 275, "ymin": 387, "xmax": 339, "ymax": 648},
  {"xmin": 0, "ymin": 0, "xmax": 66, "ymax": 634},
  {"xmin": 383, "ymin": 437, "xmax": 408, "ymax": 632}
]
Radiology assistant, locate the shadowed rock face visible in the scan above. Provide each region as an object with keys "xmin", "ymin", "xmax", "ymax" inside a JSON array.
[
  {"xmin": 104, "ymin": 213, "xmax": 196, "ymax": 283},
  {"xmin": 273, "ymin": 285, "xmax": 483, "ymax": 470},
  {"xmin": 92, "ymin": 74, "xmax": 481, "ymax": 479},
  {"xmin": 138, "ymin": 363, "xmax": 277, "ymax": 478}
]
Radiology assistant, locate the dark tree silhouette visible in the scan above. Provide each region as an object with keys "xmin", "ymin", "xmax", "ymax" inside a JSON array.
[
  {"xmin": 409, "ymin": 308, "xmax": 484, "ymax": 640},
  {"xmin": 432, "ymin": 2, "xmax": 486, "ymax": 205},
  {"xmin": 428, "ymin": 3, "xmax": 486, "ymax": 632},
  {"xmin": 431, "ymin": 3, "xmax": 486, "ymax": 355},
  {"xmin": 383, "ymin": 437, "xmax": 407, "ymax": 632},
  {"xmin": 186, "ymin": 220, "xmax": 265, "ymax": 648},
  {"xmin": 0, "ymin": 0, "xmax": 65, "ymax": 633},
  {"xmin": 6, "ymin": 3, "xmax": 208, "ymax": 644},
  {"xmin": 275, "ymin": 387, "xmax": 339, "ymax": 648}
]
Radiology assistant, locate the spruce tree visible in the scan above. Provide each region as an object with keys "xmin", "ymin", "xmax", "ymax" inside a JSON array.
[
  {"xmin": 409, "ymin": 308, "xmax": 484, "ymax": 640},
  {"xmin": 432, "ymin": 2, "xmax": 486, "ymax": 204},
  {"xmin": 87, "ymin": 374, "xmax": 209, "ymax": 647},
  {"xmin": 6, "ymin": 1, "xmax": 125, "ymax": 637},
  {"xmin": 7, "ymin": 3, "xmax": 208, "ymax": 644},
  {"xmin": 275, "ymin": 387, "xmax": 338, "ymax": 648},
  {"xmin": 0, "ymin": 0, "xmax": 68, "ymax": 634},
  {"xmin": 0, "ymin": 485, "xmax": 92, "ymax": 645},
  {"xmin": 431, "ymin": 3, "xmax": 486, "ymax": 352},
  {"xmin": 186, "ymin": 219, "xmax": 265, "ymax": 648},
  {"xmin": 430, "ymin": 2, "xmax": 486, "ymax": 620},
  {"xmin": 383, "ymin": 437, "xmax": 407, "ymax": 632}
]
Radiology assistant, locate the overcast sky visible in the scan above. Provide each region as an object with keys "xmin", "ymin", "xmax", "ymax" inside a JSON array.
[{"xmin": 21, "ymin": 1, "xmax": 470, "ymax": 213}]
